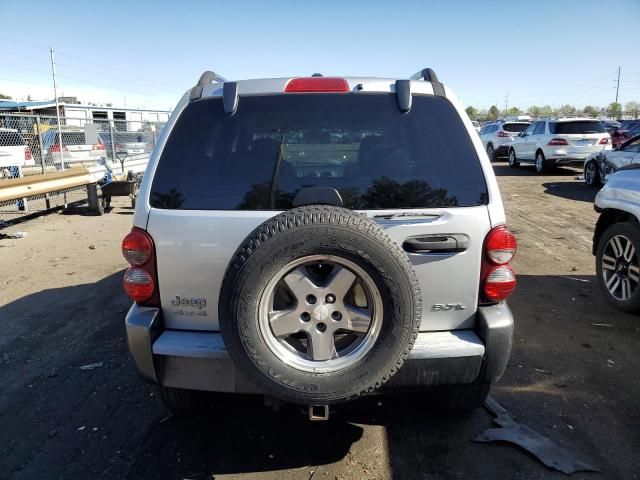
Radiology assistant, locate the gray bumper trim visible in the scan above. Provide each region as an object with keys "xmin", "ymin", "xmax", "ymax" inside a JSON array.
[
  {"xmin": 125, "ymin": 303, "xmax": 514, "ymax": 392},
  {"xmin": 125, "ymin": 304, "xmax": 163, "ymax": 383},
  {"xmin": 476, "ymin": 302, "xmax": 514, "ymax": 381}
]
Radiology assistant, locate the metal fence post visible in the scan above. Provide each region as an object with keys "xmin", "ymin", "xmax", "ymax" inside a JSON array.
[
  {"xmin": 35, "ymin": 115, "xmax": 46, "ymax": 174},
  {"xmin": 109, "ymin": 120, "xmax": 116, "ymax": 163}
]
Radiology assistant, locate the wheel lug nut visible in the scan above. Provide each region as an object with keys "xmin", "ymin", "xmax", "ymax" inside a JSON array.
[
  {"xmin": 331, "ymin": 311, "xmax": 342, "ymax": 321},
  {"xmin": 316, "ymin": 322, "xmax": 327, "ymax": 332},
  {"xmin": 306, "ymin": 294, "xmax": 317, "ymax": 305},
  {"xmin": 300, "ymin": 312, "xmax": 311, "ymax": 322},
  {"xmin": 325, "ymin": 294, "xmax": 336, "ymax": 304}
]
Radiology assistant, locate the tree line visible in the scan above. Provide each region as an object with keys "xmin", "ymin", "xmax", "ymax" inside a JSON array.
[{"xmin": 465, "ymin": 101, "xmax": 640, "ymax": 122}]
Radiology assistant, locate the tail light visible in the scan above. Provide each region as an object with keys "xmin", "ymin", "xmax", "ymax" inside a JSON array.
[
  {"xmin": 285, "ymin": 77, "xmax": 349, "ymax": 93},
  {"xmin": 480, "ymin": 226, "xmax": 517, "ymax": 303},
  {"xmin": 497, "ymin": 131, "xmax": 510, "ymax": 137},
  {"xmin": 49, "ymin": 144, "xmax": 67, "ymax": 153},
  {"xmin": 24, "ymin": 146, "xmax": 33, "ymax": 161},
  {"xmin": 121, "ymin": 228, "xmax": 159, "ymax": 305},
  {"xmin": 92, "ymin": 143, "xmax": 106, "ymax": 151},
  {"xmin": 599, "ymin": 137, "xmax": 609, "ymax": 145},
  {"xmin": 548, "ymin": 138, "xmax": 568, "ymax": 146},
  {"xmin": 115, "ymin": 143, "xmax": 123, "ymax": 149}
]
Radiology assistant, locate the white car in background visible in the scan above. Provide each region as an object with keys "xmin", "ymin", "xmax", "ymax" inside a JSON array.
[
  {"xmin": 508, "ymin": 118, "xmax": 611, "ymax": 174},
  {"xmin": 472, "ymin": 120, "xmax": 481, "ymax": 132},
  {"xmin": 42, "ymin": 129, "xmax": 106, "ymax": 167},
  {"xmin": 584, "ymin": 135, "xmax": 640, "ymax": 187},
  {"xmin": 0, "ymin": 128, "xmax": 34, "ymax": 178},
  {"xmin": 479, "ymin": 121, "xmax": 530, "ymax": 161}
]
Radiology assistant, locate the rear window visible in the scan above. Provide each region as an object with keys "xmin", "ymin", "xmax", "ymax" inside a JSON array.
[
  {"xmin": 50, "ymin": 132, "xmax": 87, "ymax": 146},
  {"xmin": 502, "ymin": 123, "xmax": 529, "ymax": 133},
  {"xmin": 0, "ymin": 131, "xmax": 25, "ymax": 146},
  {"xmin": 151, "ymin": 94, "xmax": 488, "ymax": 210},
  {"xmin": 549, "ymin": 121, "xmax": 605, "ymax": 135}
]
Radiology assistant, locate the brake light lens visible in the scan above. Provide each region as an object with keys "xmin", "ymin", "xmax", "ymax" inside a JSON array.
[
  {"xmin": 121, "ymin": 228, "xmax": 159, "ymax": 305},
  {"xmin": 122, "ymin": 229, "xmax": 152, "ymax": 266},
  {"xmin": 480, "ymin": 226, "xmax": 517, "ymax": 303},
  {"xmin": 285, "ymin": 77, "xmax": 350, "ymax": 93},
  {"xmin": 599, "ymin": 137, "xmax": 609, "ymax": 145},
  {"xmin": 49, "ymin": 144, "xmax": 66, "ymax": 152},
  {"xmin": 497, "ymin": 131, "xmax": 510, "ymax": 137},
  {"xmin": 24, "ymin": 146, "xmax": 33, "ymax": 160},
  {"xmin": 484, "ymin": 266, "xmax": 517, "ymax": 302},
  {"xmin": 93, "ymin": 143, "xmax": 106, "ymax": 150},
  {"xmin": 486, "ymin": 227, "xmax": 517, "ymax": 264},
  {"xmin": 123, "ymin": 268, "xmax": 155, "ymax": 302},
  {"xmin": 548, "ymin": 138, "xmax": 568, "ymax": 146}
]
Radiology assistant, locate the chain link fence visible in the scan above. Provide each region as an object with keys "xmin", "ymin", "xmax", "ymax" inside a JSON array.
[{"xmin": 0, "ymin": 113, "xmax": 165, "ymax": 223}]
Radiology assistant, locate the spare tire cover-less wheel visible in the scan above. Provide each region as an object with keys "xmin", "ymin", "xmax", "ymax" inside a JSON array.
[{"xmin": 219, "ymin": 206, "xmax": 422, "ymax": 405}]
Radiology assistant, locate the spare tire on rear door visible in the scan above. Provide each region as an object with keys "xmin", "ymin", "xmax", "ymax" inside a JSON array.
[{"xmin": 219, "ymin": 206, "xmax": 422, "ymax": 405}]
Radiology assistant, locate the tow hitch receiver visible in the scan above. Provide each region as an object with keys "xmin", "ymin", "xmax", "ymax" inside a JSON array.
[{"xmin": 308, "ymin": 405, "xmax": 329, "ymax": 421}]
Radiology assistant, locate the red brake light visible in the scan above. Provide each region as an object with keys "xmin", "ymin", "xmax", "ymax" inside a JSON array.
[
  {"xmin": 548, "ymin": 138, "xmax": 568, "ymax": 146},
  {"xmin": 121, "ymin": 228, "xmax": 159, "ymax": 305},
  {"xmin": 93, "ymin": 143, "xmax": 106, "ymax": 150},
  {"xmin": 50, "ymin": 144, "xmax": 60, "ymax": 152},
  {"xmin": 484, "ymin": 266, "xmax": 517, "ymax": 302},
  {"xmin": 123, "ymin": 268, "xmax": 155, "ymax": 302},
  {"xmin": 480, "ymin": 226, "xmax": 517, "ymax": 303},
  {"xmin": 497, "ymin": 131, "xmax": 510, "ymax": 137},
  {"xmin": 122, "ymin": 229, "xmax": 152, "ymax": 266},
  {"xmin": 285, "ymin": 77, "xmax": 349, "ymax": 93},
  {"xmin": 24, "ymin": 146, "xmax": 33, "ymax": 160},
  {"xmin": 599, "ymin": 137, "xmax": 609, "ymax": 145},
  {"xmin": 486, "ymin": 227, "xmax": 517, "ymax": 265}
]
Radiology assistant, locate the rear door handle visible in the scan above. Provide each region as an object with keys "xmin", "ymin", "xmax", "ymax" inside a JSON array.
[{"xmin": 402, "ymin": 234, "xmax": 469, "ymax": 253}]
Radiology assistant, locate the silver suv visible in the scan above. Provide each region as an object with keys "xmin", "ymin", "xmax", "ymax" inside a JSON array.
[{"xmin": 122, "ymin": 69, "xmax": 517, "ymax": 417}]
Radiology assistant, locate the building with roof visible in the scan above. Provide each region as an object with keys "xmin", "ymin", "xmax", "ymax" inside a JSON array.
[{"xmin": 0, "ymin": 100, "xmax": 171, "ymax": 131}]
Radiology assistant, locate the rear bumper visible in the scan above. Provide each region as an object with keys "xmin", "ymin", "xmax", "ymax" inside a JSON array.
[{"xmin": 125, "ymin": 303, "xmax": 514, "ymax": 394}]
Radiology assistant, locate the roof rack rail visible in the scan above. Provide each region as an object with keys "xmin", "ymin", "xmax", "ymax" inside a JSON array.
[
  {"xmin": 409, "ymin": 68, "xmax": 446, "ymax": 98},
  {"xmin": 190, "ymin": 70, "xmax": 227, "ymax": 101}
]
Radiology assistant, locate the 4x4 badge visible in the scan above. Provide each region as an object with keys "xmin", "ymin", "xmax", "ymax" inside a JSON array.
[{"xmin": 431, "ymin": 303, "xmax": 467, "ymax": 312}]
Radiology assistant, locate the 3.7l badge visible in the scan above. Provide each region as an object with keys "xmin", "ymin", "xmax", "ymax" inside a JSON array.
[{"xmin": 431, "ymin": 303, "xmax": 467, "ymax": 312}]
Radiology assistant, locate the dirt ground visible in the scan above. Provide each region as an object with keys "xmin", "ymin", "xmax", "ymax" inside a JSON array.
[{"xmin": 1, "ymin": 163, "xmax": 639, "ymax": 479}]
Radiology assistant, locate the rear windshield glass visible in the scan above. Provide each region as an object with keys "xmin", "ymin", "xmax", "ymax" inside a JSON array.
[
  {"xmin": 50, "ymin": 132, "xmax": 87, "ymax": 146},
  {"xmin": 502, "ymin": 123, "xmax": 529, "ymax": 133},
  {"xmin": 151, "ymin": 94, "xmax": 487, "ymax": 210},
  {"xmin": 549, "ymin": 121, "xmax": 605, "ymax": 134},
  {"xmin": 0, "ymin": 131, "xmax": 25, "ymax": 146}
]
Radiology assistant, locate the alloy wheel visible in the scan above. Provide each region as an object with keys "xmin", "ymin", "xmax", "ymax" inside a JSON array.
[
  {"xmin": 601, "ymin": 234, "xmax": 640, "ymax": 301},
  {"xmin": 258, "ymin": 255, "xmax": 383, "ymax": 372}
]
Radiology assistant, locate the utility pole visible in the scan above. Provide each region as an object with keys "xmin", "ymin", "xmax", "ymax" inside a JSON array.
[
  {"xmin": 615, "ymin": 66, "xmax": 621, "ymax": 104},
  {"xmin": 504, "ymin": 92, "xmax": 509, "ymax": 116},
  {"xmin": 50, "ymin": 47, "xmax": 65, "ymax": 171}
]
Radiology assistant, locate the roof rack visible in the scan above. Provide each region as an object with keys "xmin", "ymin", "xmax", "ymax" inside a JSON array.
[
  {"xmin": 409, "ymin": 68, "xmax": 445, "ymax": 98},
  {"xmin": 189, "ymin": 71, "xmax": 227, "ymax": 101},
  {"xmin": 190, "ymin": 70, "xmax": 238, "ymax": 115}
]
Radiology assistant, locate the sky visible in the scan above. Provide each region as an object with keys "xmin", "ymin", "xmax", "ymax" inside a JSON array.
[{"xmin": 1, "ymin": 0, "xmax": 639, "ymax": 112}]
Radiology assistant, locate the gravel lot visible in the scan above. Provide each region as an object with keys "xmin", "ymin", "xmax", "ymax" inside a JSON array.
[{"xmin": 1, "ymin": 164, "xmax": 639, "ymax": 479}]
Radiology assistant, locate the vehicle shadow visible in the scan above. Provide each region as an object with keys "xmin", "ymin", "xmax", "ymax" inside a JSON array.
[
  {"xmin": 1, "ymin": 271, "xmax": 634, "ymax": 479},
  {"xmin": 492, "ymin": 164, "xmax": 581, "ymax": 177},
  {"xmin": 542, "ymin": 182, "xmax": 598, "ymax": 203}
]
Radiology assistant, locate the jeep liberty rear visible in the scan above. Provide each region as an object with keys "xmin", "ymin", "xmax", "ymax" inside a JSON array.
[{"xmin": 123, "ymin": 69, "xmax": 516, "ymax": 415}]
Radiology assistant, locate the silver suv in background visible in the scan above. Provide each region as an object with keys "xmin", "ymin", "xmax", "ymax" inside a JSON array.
[
  {"xmin": 122, "ymin": 69, "xmax": 517, "ymax": 418},
  {"xmin": 508, "ymin": 118, "xmax": 611, "ymax": 174},
  {"xmin": 593, "ymin": 166, "xmax": 640, "ymax": 312},
  {"xmin": 479, "ymin": 121, "xmax": 531, "ymax": 161}
]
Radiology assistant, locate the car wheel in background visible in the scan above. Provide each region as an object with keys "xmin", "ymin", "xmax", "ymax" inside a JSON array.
[
  {"xmin": 584, "ymin": 160, "xmax": 601, "ymax": 187},
  {"xmin": 535, "ymin": 151, "xmax": 548, "ymax": 174},
  {"xmin": 596, "ymin": 222, "xmax": 640, "ymax": 313},
  {"xmin": 486, "ymin": 144, "xmax": 495, "ymax": 162},
  {"xmin": 508, "ymin": 149, "xmax": 519, "ymax": 168},
  {"xmin": 218, "ymin": 205, "xmax": 422, "ymax": 405}
]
